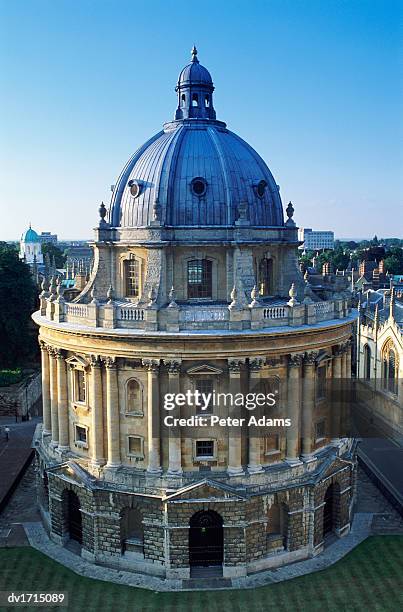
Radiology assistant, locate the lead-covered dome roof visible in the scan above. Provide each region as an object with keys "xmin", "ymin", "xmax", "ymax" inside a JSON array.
[{"xmin": 108, "ymin": 48, "xmax": 284, "ymax": 229}]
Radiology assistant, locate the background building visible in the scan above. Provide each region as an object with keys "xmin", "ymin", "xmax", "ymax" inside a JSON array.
[
  {"xmin": 39, "ymin": 232, "xmax": 58, "ymax": 245},
  {"xmin": 299, "ymin": 228, "xmax": 335, "ymax": 251},
  {"xmin": 33, "ymin": 49, "xmax": 356, "ymax": 585}
]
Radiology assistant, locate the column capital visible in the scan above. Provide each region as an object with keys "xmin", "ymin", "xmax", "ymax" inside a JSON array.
[
  {"xmin": 89, "ymin": 354, "xmax": 102, "ymax": 368},
  {"xmin": 228, "ymin": 358, "xmax": 246, "ymax": 373},
  {"xmin": 304, "ymin": 351, "xmax": 319, "ymax": 366},
  {"xmin": 47, "ymin": 346, "xmax": 60, "ymax": 359},
  {"xmin": 289, "ymin": 353, "xmax": 303, "ymax": 367},
  {"xmin": 163, "ymin": 359, "xmax": 181, "ymax": 374},
  {"xmin": 55, "ymin": 348, "xmax": 65, "ymax": 361},
  {"xmin": 103, "ymin": 356, "xmax": 117, "ymax": 369},
  {"xmin": 142, "ymin": 358, "xmax": 160, "ymax": 372},
  {"xmin": 39, "ymin": 339, "xmax": 48, "ymax": 352},
  {"xmin": 333, "ymin": 345, "xmax": 344, "ymax": 357},
  {"xmin": 249, "ymin": 357, "xmax": 265, "ymax": 371}
]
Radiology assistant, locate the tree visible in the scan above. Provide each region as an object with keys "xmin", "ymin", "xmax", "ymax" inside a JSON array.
[
  {"xmin": 0, "ymin": 243, "xmax": 37, "ymax": 368},
  {"xmin": 41, "ymin": 243, "xmax": 66, "ymax": 268},
  {"xmin": 383, "ymin": 247, "xmax": 403, "ymax": 275}
]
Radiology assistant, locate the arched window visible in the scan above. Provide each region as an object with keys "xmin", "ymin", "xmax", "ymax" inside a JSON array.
[
  {"xmin": 192, "ymin": 93, "xmax": 198, "ymax": 107},
  {"xmin": 181, "ymin": 93, "xmax": 186, "ymax": 106},
  {"xmin": 124, "ymin": 258, "xmax": 140, "ymax": 298},
  {"xmin": 258, "ymin": 258, "xmax": 273, "ymax": 296},
  {"xmin": 187, "ymin": 259, "xmax": 212, "ymax": 298},
  {"xmin": 120, "ymin": 507, "xmax": 143, "ymax": 554},
  {"xmin": 126, "ymin": 379, "xmax": 142, "ymax": 414},
  {"xmin": 382, "ymin": 340, "xmax": 399, "ymax": 395},
  {"xmin": 363, "ymin": 344, "xmax": 371, "ymax": 380},
  {"xmin": 205, "ymin": 94, "xmax": 210, "ymax": 107}
]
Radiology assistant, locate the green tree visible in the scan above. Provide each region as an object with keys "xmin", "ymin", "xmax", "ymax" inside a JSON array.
[
  {"xmin": 41, "ymin": 243, "xmax": 66, "ymax": 268},
  {"xmin": 0, "ymin": 243, "xmax": 37, "ymax": 368},
  {"xmin": 383, "ymin": 247, "xmax": 403, "ymax": 275}
]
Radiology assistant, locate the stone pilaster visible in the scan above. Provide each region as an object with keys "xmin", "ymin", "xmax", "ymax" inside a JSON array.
[
  {"xmin": 301, "ymin": 351, "xmax": 318, "ymax": 462},
  {"xmin": 248, "ymin": 357, "xmax": 265, "ymax": 473},
  {"xmin": 285, "ymin": 353, "xmax": 303, "ymax": 465},
  {"xmin": 104, "ymin": 357, "xmax": 120, "ymax": 468},
  {"xmin": 164, "ymin": 360, "xmax": 182, "ymax": 475},
  {"xmin": 90, "ymin": 355, "xmax": 105, "ymax": 466},
  {"xmin": 48, "ymin": 347, "xmax": 59, "ymax": 446},
  {"xmin": 331, "ymin": 346, "xmax": 343, "ymax": 445},
  {"xmin": 56, "ymin": 349, "xmax": 69, "ymax": 451},
  {"xmin": 227, "ymin": 359, "xmax": 244, "ymax": 475},
  {"xmin": 40, "ymin": 341, "xmax": 51, "ymax": 435},
  {"xmin": 142, "ymin": 359, "xmax": 162, "ymax": 474}
]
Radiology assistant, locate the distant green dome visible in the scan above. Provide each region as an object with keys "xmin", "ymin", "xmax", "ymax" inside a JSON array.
[{"xmin": 22, "ymin": 226, "xmax": 40, "ymax": 243}]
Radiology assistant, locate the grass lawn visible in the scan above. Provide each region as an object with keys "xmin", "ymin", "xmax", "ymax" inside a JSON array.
[{"xmin": 0, "ymin": 536, "xmax": 402, "ymax": 611}]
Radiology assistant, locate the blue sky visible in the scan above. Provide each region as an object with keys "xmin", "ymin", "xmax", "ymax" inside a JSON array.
[{"xmin": 0, "ymin": 0, "xmax": 402, "ymax": 240}]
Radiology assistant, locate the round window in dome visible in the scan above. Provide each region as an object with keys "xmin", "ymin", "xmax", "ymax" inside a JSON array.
[
  {"xmin": 256, "ymin": 180, "xmax": 267, "ymax": 198},
  {"xmin": 191, "ymin": 177, "xmax": 207, "ymax": 197},
  {"xmin": 128, "ymin": 180, "xmax": 142, "ymax": 198}
]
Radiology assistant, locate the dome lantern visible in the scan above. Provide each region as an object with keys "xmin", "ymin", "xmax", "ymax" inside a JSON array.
[{"xmin": 175, "ymin": 46, "xmax": 216, "ymax": 121}]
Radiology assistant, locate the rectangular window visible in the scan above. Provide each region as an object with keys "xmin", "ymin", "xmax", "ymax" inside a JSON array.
[
  {"xmin": 265, "ymin": 434, "xmax": 280, "ymax": 454},
  {"xmin": 316, "ymin": 366, "xmax": 326, "ymax": 400},
  {"xmin": 75, "ymin": 425, "xmax": 88, "ymax": 446},
  {"xmin": 125, "ymin": 259, "xmax": 140, "ymax": 297},
  {"xmin": 195, "ymin": 378, "xmax": 214, "ymax": 414},
  {"xmin": 187, "ymin": 259, "xmax": 212, "ymax": 298},
  {"xmin": 315, "ymin": 420, "xmax": 326, "ymax": 441},
  {"xmin": 195, "ymin": 440, "xmax": 215, "ymax": 458},
  {"xmin": 75, "ymin": 370, "xmax": 86, "ymax": 403},
  {"xmin": 128, "ymin": 436, "xmax": 143, "ymax": 457}
]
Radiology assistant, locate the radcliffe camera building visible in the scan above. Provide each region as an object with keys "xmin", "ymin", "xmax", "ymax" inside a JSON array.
[{"xmin": 33, "ymin": 49, "xmax": 356, "ymax": 582}]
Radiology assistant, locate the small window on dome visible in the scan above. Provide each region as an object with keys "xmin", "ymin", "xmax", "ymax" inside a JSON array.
[
  {"xmin": 128, "ymin": 180, "xmax": 141, "ymax": 198},
  {"xmin": 205, "ymin": 95, "xmax": 210, "ymax": 107},
  {"xmin": 192, "ymin": 94, "xmax": 199, "ymax": 107},
  {"xmin": 181, "ymin": 94, "xmax": 186, "ymax": 106},
  {"xmin": 191, "ymin": 177, "xmax": 207, "ymax": 197},
  {"xmin": 257, "ymin": 180, "xmax": 267, "ymax": 198}
]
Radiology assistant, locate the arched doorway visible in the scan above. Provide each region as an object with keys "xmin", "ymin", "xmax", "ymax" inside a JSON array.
[
  {"xmin": 189, "ymin": 510, "xmax": 223, "ymax": 567},
  {"xmin": 323, "ymin": 484, "xmax": 338, "ymax": 537},
  {"xmin": 67, "ymin": 491, "xmax": 82, "ymax": 544}
]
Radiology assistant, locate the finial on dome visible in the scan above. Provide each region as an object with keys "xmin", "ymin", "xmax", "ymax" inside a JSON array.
[{"xmin": 191, "ymin": 45, "xmax": 199, "ymax": 63}]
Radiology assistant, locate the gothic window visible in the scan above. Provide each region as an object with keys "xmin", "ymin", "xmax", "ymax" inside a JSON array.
[
  {"xmin": 74, "ymin": 370, "xmax": 86, "ymax": 403},
  {"xmin": 315, "ymin": 420, "xmax": 326, "ymax": 441},
  {"xmin": 187, "ymin": 259, "xmax": 212, "ymax": 298},
  {"xmin": 126, "ymin": 379, "xmax": 142, "ymax": 415},
  {"xmin": 125, "ymin": 258, "xmax": 140, "ymax": 298},
  {"xmin": 382, "ymin": 340, "xmax": 399, "ymax": 395},
  {"xmin": 364, "ymin": 344, "xmax": 371, "ymax": 380},
  {"xmin": 258, "ymin": 258, "xmax": 273, "ymax": 296}
]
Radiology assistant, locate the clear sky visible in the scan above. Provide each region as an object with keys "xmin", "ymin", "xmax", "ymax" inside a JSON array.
[{"xmin": 0, "ymin": 0, "xmax": 402, "ymax": 240}]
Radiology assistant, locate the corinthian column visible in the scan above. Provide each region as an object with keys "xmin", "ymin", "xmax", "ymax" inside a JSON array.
[
  {"xmin": 228, "ymin": 359, "xmax": 244, "ymax": 475},
  {"xmin": 90, "ymin": 355, "xmax": 105, "ymax": 466},
  {"xmin": 104, "ymin": 357, "xmax": 120, "ymax": 468},
  {"xmin": 48, "ymin": 347, "xmax": 59, "ymax": 447},
  {"xmin": 248, "ymin": 357, "xmax": 264, "ymax": 473},
  {"xmin": 143, "ymin": 359, "xmax": 161, "ymax": 474},
  {"xmin": 301, "ymin": 351, "xmax": 318, "ymax": 462},
  {"xmin": 164, "ymin": 360, "xmax": 182, "ymax": 475},
  {"xmin": 285, "ymin": 354, "xmax": 303, "ymax": 465},
  {"xmin": 40, "ymin": 341, "xmax": 51, "ymax": 435},
  {"xmin": 56, "ymin": 350, "xmax": 69, "ymax": 451}
]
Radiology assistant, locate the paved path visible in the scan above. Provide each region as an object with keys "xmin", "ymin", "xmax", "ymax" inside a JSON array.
[{"xmin": 0, "ymin": 418, "xmax": 39, "ymax": 513}]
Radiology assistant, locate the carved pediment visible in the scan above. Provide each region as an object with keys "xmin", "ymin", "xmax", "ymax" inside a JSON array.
[
  {"xmin": 65, "ymin": 355, "xmax": 90, "ymax": 369},
  {"xmin": 187, "ymin": 364, "xmax": 223, "ymax": 376},
  {"xmin": 164, "ymin": 479, "xmax": 245, "ymax": 502}
]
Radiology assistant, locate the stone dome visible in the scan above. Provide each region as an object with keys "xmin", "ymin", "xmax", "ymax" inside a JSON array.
[{"xmin": 108, "ymin": 48, "xmax": 284, "ymax": 229}]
